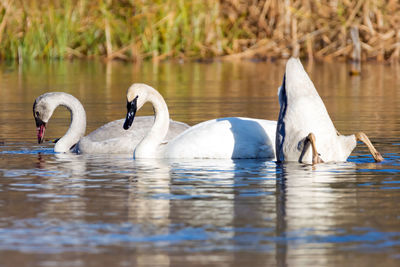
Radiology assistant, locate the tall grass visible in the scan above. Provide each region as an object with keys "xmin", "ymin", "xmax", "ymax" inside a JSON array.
[
  {"xmin": 220, "ymin": 0, "xmax": 400, "ymax": 62},
  {"xmin": 0, "ymin": 0, "xmax": 399, "ymax": 62}
]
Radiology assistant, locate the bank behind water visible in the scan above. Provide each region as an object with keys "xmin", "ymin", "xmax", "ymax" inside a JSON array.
[{"xmin": 0, "ymin": 0, "xmax": 399, "ymax": 62}]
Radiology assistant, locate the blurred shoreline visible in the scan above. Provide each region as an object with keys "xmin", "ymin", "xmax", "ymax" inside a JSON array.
[{"xmin": 0, "ymin": 0, "xmax": 399, "ymax": 63}]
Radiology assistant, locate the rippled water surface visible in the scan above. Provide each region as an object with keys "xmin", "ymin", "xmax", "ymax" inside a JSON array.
[{"xmin": 0, "ymin": 60, "xmax": 400, "ymax": 266}]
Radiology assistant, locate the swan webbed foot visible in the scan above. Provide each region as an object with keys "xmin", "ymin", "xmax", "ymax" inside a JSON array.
[
  {"xmin": 373, "ymin": 151, "xmax": 384, "ymax": 162},
  {"xmin": 355, "ymin": 132, "xmax": 384, "ymax": 162},
  {"xmin": 313, "ymin": 153, "xmax": 324, "ymax": 164}
]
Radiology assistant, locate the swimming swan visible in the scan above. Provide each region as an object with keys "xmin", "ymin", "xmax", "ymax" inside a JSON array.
[
  {"xmin": 275, "ymin": 57, "xmax": 384, "ymax": 164},
  {"xmin": 33, "ymin": 92, "xmax": 189, "ymax": 153},
  {"xmin": 123, "ymin": 83, "xmax": 277, "ymax": 159}
]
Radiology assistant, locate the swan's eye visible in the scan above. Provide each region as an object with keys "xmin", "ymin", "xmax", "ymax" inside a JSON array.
[{"xmin": 35, "ymin": 111, "xmax": 40, "ymax": 117}]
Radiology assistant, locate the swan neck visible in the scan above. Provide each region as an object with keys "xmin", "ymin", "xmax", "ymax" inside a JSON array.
[
  {"xmin": 53, "ymin": 94, "xmax": 86, "ymax": 152},
  {"xmin": 134, "ymin": 91, "xmax": 169, "ymax": 158}
]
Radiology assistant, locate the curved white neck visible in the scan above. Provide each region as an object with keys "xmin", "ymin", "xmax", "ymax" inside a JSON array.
[
  {"xmin": 134, "ymin": 91, "xmax": 169, "ymax": 158},
  {"xmin": 49, "ymin": 93, "xmax": 87, "ymax": 152}
]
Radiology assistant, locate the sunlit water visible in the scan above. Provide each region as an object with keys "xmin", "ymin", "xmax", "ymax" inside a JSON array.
[{"xmin": 0, "ymin": 60, "xmax": 400, "ymax": 266}]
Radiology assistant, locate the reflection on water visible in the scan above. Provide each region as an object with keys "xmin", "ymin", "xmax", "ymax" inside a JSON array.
[{"xmin": 0, "ymin": 60, "xmax": 400, "ymax": 266}]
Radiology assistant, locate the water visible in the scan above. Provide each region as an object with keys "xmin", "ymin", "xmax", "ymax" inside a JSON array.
[{"xmin": 0, "ymin": 60, "xmax": 400, "ymax": 266}]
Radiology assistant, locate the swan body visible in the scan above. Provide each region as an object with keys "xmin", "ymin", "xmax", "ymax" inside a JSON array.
[
  {"xmin": 123, "ymin": 83, "xmax": 276, "ymax": 159},
  {"xmin": 276, "ymin": 58, "xmax": 383, "ymax": 164},
  {"xmin": 76, "ymin": 116, "xmax": 189, "ymax": 154},
  {"xmin": 165, "ymin": 118, "xmax": 276, "ymax": 159},
  {"xmin": 33, "ymin": 92, "xmax": 189, "ymax": 154}
]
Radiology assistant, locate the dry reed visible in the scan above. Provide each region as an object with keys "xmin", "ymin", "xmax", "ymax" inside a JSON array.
[
  {"xmin": 220, "ymin": 0, "xmax": 400, "ymax": 62},
  {"xmin": 0, "ymin": 0, "xmax": 399, "ymax": 62}
]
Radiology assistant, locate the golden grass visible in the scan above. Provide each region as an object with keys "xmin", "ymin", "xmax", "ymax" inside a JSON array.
[
  {"xmin": 0, "ymin": 0, "xmax": 399, "ymax": 62},
  {"xmin": 220, "ymin": 0, "xmax": 400, "ymax": 62}
]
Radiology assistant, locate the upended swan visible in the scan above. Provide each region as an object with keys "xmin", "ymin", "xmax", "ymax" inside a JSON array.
[
  {"xmin": 122, "ymin": 83, "xmax": 277, "ymax": 159},
  {"xmin": 276, "ymin": 57, "xmax": 384, "ymax": 164},
  {"xmin": 33, "ymin": 92, "xmax": 189, "ymax": 153}
]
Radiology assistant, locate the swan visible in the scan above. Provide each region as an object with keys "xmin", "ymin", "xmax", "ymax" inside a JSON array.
[
  {"xmin": 275, "ymin": 57, "xmax": 384, "ymax": 164},
  {"xmin": 33, "ymin": 92, "xmax": 189, "ymax": 153},
  {"xmin": 122, "ymin": 83, "xmax": 277, "ymax": 159}
]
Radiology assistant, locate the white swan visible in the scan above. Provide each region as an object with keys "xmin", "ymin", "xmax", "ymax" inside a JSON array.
[
  {"xmin": 122, "ymin": 83, "xmax": 277, "ymax": 159},
  {"xmin": 275, "ymin": 57, "xmax": 384, "ymax": 164},
  {"xmin": 33, "ymin": 92, "xmax": 189, "ymax": 153}
]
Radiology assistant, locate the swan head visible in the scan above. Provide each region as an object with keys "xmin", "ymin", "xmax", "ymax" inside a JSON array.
[
  {"xmin": 123, "ymin": 83, "xmax": 154, "ymax": 130},
  {"xmin": 33, "ymin": 93, "xmax": 57, "ymax": 143}
]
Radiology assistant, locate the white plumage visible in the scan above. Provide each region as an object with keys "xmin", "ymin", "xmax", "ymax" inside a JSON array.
[
  {"xmin": 124, "ymin": 84, "xmax": 277, "ymax": 159},
  {"xmin": 165, "ymin": 117, "xmax": 276, "ymax": 159},
  {"xmin": 33, "ymin": 92, "xmax": 189, "ymax": 154},
  {"xmin": 276, "ymin": 58, "xmax": 383, "ymax": 164}
]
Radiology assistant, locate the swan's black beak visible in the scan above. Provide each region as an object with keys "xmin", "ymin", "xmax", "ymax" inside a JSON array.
[
  {"xmin": 35, "ymin": 118, "xmax": 46, "ymax": 144},
  {"xmin": 123, "ymin": 96, "xmax": 138, "ymax": 130}
]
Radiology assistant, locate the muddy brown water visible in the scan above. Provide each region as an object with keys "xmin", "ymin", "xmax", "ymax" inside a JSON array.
[{"xmin": 0, "ymin": 60, "xmax": 399, "ymax": 266}]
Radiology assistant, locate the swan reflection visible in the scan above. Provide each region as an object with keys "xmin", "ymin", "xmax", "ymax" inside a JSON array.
[
  {"xmin": 33, "ymin": 151, "xmax": 366, "ymax": 266},
  {"xmin": 275, "ymin": 162, "xmax": 358, "ymax": 266}
]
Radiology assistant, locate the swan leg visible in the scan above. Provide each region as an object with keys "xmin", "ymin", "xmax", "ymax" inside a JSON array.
[
  {"xmin": 355, "ymin": 132, "xmax": 384, "ymax": 162},
  {"xmin": 299, "ymin": 133, "xmax": 324, "ymax": 164},
  {"xmin": 307, "ymin": 133, "xmax": 324, "ymax": 164}
]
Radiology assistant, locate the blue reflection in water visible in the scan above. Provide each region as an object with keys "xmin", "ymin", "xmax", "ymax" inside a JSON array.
[{"xmin": 0, "ymin": 146, "xmax": 399, "ymax": 257}]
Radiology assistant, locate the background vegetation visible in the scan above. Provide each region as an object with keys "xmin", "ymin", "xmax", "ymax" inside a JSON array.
[{"xmin": 0, "ymin": 0, "xmax": 398, "ymax": 62}]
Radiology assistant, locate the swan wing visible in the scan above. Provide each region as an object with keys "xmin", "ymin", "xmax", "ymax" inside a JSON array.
[
  {"xmin": 77, "ymin": 116, "xmax": 189, "ymax": 154},
  {"xmin": 165, "ymin": 117, "xmax": 276, "ymax": 159},
  {"xmin": 165, "ymin": 120, "xmax": 190, "ymax": 140}
]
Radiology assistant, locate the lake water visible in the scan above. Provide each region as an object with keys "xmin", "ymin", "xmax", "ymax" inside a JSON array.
[{"xmin": 0, "ymin": 59, "xmax": 399, "ymax": 266}]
